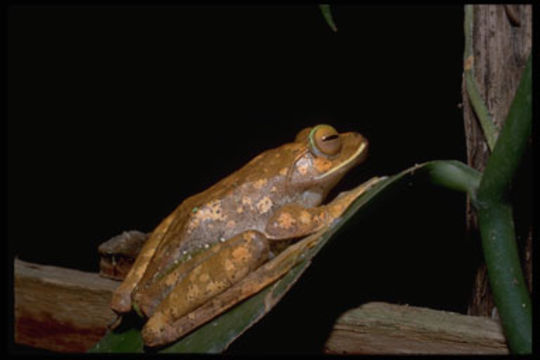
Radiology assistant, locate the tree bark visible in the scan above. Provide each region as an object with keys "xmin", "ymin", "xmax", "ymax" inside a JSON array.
[{"xmin": 462, "ymin": 4, "xmax": 532, "ymax": 317}]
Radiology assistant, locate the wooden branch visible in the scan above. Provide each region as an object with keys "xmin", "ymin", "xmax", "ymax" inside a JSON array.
[
  {"xmin": 324, "ymin": 302, "xmax": 508, "ymax": 354},
  {"xmin": 14, "ymin": 259, "xmax": 509, "ymax": 354},
  {"xmin": 14, "ymin": 259, "xmax": 120, "ymax": 352}
]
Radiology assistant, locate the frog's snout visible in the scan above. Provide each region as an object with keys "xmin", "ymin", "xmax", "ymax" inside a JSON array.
[
  {"xmin": 342, "ymin": 131, "xmax": 369, "ymax": 164},
  {"xmin": 355, "ymin": 134, "xmax": 369, "ymax": 161}
]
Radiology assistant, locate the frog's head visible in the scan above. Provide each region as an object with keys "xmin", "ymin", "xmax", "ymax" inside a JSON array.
[{"xmin": 285, "ymin": 124, "xmax": 369, "ymax": 203}]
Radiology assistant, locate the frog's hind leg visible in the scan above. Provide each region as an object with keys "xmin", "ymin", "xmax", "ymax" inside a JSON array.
[
  {"xmin": 141, "ymin": 230, "xmax": 269, "ymax": 346},
  {"xmin": 132, "ymin": 228, "xmax": 267, "ymax": 318},
  {"xmin": 141, "ymin": 224, "xmax": 327, "ymax": 347}
]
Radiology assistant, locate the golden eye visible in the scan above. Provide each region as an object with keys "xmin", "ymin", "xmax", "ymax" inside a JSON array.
[{"xmin": 309, "ymin": 124, "xmax": 342, "ymax": 157}]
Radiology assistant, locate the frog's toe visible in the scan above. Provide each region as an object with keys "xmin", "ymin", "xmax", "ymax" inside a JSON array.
[
  {"xmin": 110, "ymin": 289, "xmax": 132, "ymax": 314},
  {"xmin": 131, "ymin": 290, "xmax": 155, "ymax": 318},
  {"xmin": 142, "ymin": 312, "xmax": 178, "ymax": 348}
]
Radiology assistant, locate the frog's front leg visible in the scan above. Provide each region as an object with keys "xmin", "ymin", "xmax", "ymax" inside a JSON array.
[
  {"xmin": 266, "ymin": 176, "xmax": 384, "ymax": 239},
  {"xmin": 141, "ymin": 230, "xmax": 269, "ymax": 346}
]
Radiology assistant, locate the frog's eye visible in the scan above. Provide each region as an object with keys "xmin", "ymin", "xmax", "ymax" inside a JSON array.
[{"xmin": 309, "ymin": 124, "xmax": 342, "ymax": 157}]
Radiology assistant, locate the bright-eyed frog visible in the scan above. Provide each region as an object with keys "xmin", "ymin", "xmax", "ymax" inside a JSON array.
[{"xmin": 110, "ymin": 124, "xmax": 381, "ymax": 347}]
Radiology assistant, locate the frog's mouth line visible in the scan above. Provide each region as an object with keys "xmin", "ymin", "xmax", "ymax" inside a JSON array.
[{"xmin": 314, "ymin": 141, "xmax": 367, "ymax": 180}]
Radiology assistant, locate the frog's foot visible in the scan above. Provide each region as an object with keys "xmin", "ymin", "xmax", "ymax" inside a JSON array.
[
  {"xmin": 98, "ymin": 231, "xmax": 149, "ymax": 280},
  {"xmin": 140, "ymin": 230, "xmax": 269, "ymax": 347}
]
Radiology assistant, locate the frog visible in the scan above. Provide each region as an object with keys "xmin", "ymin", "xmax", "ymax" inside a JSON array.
[{"xmin": 110, "ymin": 124, "xmax": 381, "ymax": 347}]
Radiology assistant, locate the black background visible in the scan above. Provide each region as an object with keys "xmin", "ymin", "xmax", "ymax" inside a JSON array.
[{"xmin": 8, "ymin": 5, "xmax": 473, "ymax": 353}]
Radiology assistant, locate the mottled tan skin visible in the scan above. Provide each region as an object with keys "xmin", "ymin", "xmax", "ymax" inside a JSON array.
[{"xmin": 111, "ymin": 125, "xmax": 372, "ymax": 347}]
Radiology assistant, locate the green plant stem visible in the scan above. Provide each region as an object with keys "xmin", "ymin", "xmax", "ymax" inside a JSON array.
[
  {"xmin": 425, "ymin": 160, "xmax": 481, "ymax": 200},
  {"xmin": 463, "ymin": 5, "xmax": 498, "ymax": 151},
  {"xmin": 475, "ymin": 54, "xmax": 532, "ymax": 354}
]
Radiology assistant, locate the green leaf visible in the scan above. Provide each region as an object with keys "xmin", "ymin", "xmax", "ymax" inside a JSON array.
[
  {"xmin": 475, "ymin": 53, "xmax": 532, "ymax": 354},
  {"xmin": 319, "ymin": 5, "xmax": 338, "ymax": 32},
  {"xmin": 89, "ymin": 160, "xmax": 479, "ymax": 353},
  {"xmin": 88, "ymin": 314, "xmax": 144, "ymax": 353}
]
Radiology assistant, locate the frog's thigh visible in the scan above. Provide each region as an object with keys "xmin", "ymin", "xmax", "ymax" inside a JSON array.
[
  {"xmin": 133, "ymin": 235, "xmax": 234, "ymax": 318},
  {"xmin": 111, "ymin": 211, "xmax": 176, "ymax": 313},
  {"xmin": 141, "ymin": 230, "xmax": 269, "ymax": 346},
  {"xmin": 266, "ymin": 176, "xmax": 384, "ymax": 239}
]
